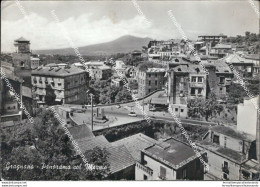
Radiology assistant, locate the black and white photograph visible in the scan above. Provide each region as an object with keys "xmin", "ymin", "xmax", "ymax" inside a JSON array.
[{"xmin": 0, "ymin": 0, "xmax": 259, "ymax": 186}]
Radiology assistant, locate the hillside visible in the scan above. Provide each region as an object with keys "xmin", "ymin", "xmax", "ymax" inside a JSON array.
[{"xmin": 34, "ymin": 35, "xmax": 152, "ymax": 56}]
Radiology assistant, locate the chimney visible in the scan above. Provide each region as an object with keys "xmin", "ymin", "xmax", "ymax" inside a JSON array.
[{"xmin": 256, "ymin": 84, "xmax": 260, "ymax": 163}]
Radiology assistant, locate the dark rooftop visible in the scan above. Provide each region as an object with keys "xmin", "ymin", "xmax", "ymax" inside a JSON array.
[
  {"xmin": 106, "ymin": 145, "xmax": 136, "ymax": 174},
  {"xmin": 144, "ymin": 138, "xmax": 199, "ymax": 169},
  {"xmin": 68, "ymin": 124, "xmax": 94, "ymax": 140},
  {"xmin": 111, "ymin": 133, "xmax": 158, "ymax": 162}
]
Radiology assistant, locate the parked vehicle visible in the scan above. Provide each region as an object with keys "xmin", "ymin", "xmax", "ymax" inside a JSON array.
[{"xmin": 128, "ymin": 111, "xmax": 137, "ymax": 117}]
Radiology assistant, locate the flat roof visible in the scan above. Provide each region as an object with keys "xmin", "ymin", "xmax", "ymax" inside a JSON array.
[{"xmin": 143, "ymin": 138, "xmax": 199, "ymax": 169}]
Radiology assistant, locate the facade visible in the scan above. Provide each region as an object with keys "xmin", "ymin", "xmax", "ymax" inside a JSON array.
[
  {"xmin": 225, "ymin": 54, "xmax": 254, "ymax": 77},
  {"xmin": 138, "ymin": 68, "xmax": 167, "ymax": 98},
  {"xmin": 85, "ymin": 61, "xmax": 112, "ymax": 80},
  {"xmin": 198, "ymin": 126, "xmax": 256, "ymax": 180},
  {"xmin": 135, "ymin": 138, "xmax": 205, "ymax": 180},
  {"xmin": 244, "ymin": 54, "xmax": 260, "ymax": 77},
  {"xmin": 237, "ymin": 96, "xmax": 258, "ymax": 137},
  {"xmin": 31, "ymin": 65, "xmax": 89, "ymax": 105},
  {"xmin": 0, "ymin": 62, "xmax": 23, "ymax": 122},
  {"xmin": 209, "ymin": 44, "xmax": 232, "ymax": 58},
  {"xmin": 206, "ymin": 61, "xmax": 234, "ymax": 99},
  {"xmin": 30, "ymin": 57, "xmax": 40, "ymax": 69},
  {"xmin": 167, "ymin": 64, "xmax": 207, "ymax": 117},
  {"xmin": 198, "ymin": 35, "xmax": 227, "ymax": 47}
]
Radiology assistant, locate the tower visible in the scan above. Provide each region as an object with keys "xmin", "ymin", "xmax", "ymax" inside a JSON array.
[{"xmin": 12, "ymin": 37, "xmax": 31, "ymax": 71}]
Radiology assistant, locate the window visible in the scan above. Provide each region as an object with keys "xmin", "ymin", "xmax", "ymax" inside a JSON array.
[
  {"xmin": 198, "ymin": 88, "xmax": 202, "ymax": 95},
  {"xmin": 191, "ymin": 77, "xmax": 196, "ymax": 82},
  {"xmin": 143, "ymin": 175, "xmax": 148, "ymax": 180},
  {"xmin": 148, "ymin": 89, "xmax": 151, "ymax": 93},
  {"xmin": 198, "ymin": 77, "xmax": 203, "ymax": 83},
  {"xmin": 220, "ymin": 77, "xmax": 225, "ymax": 84},
  {"xmin": 182, "ymin": 168, "xmax": 187, "ymax": 179},
  {"xmin": 149, "ymin": 81, "xmax": 151, "ymax": 86},
  {"xmin": 196, "ymin": 159, "xmax": 201, "ymax": 170},
  {"xmin": 224, "ymin": 137, "xmax": 227, "ymax": 148},
  {"xmin": 220, "ymin": 87, "xmax": 223, "ymax": 91},
  {"xmin": 155, "ymin": 74, "xmax": 157, "ymax": 77},
  {"xmin": 242, "ymin": 170, "xmax": 250, "ymax": 179},
  {"xmin": 175, "ymin": 108, "xmax": 178, "ymax": 112},
  {"xmin": 191, "ymin": 88, "xmax": 196, "ymax": 95},
  {"xmin": 223, "ymin": 173, "xmax": 228, "ymax": 180},
  {"xmin": 159, "ymin": 166, "xmax": 166, "ymax": 179},
  {"xmin": 181, "ymin": 109, "xmax": 184, "ymax": 113},
  {"xmin": 155, "ymin": 80, "xmax": 157, "ymax": 85},
  {"xmin": 213, "ymin": 135, "xmax": 220, "ymax": 145},
  {"xmin": 224, "ymin": 161, "xmax": 228, "ymax": 169},
  {"xmin": 13, "ymin": 106, "xmax": 16, "ymax": 109},
  {"xmin": 148, "ymin": 74, "xmax": 151, "ymax": 78}
]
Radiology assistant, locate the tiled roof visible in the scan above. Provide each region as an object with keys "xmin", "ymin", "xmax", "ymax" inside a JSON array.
[
  {"xmin": 244, "ymin": 54, "xmax": 260, "ymax": 61},
  {"xmin": 171, "ymin": 64, "xmax": 206, "ymax": 73},
  {"xmin": 111, "ymin": 133, "xmax": 158, "ymax": 162},
  {"xmin": 68, "ymin": 124, "xmax": 94, "ymax": 140},
  {"xmin": 32, "ymin": 65, "xmax": 86, "ymax": 77},
  {"xmin": 225, "ymin": 54, "xmax": 253, "ymax": 64},
  {"xmin": 211, "ymin": 126, "xmax": 255, "ymax": 142},
  {"xmin": 213, "ymin": 44, "xmax": 232, "ymax": 49},
  {"xmin": 76, "ymin": 135, "xmax": 111, "ymax": 153},
  {"xmin": 14, "ymin": 37, "xmax": 29, "ymax": 42},
  {"xmin": 106, "ymin": 145, "xmax": 136, "ymax": 174},
  {"xmin": 147, "ymin": 68, "xmax": 166, "ymax": 73}
]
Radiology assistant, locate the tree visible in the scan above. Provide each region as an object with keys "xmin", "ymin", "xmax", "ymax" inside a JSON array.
[{"xmin": 1, "ymin": 110, "xmax": 110, "ymax": 180}]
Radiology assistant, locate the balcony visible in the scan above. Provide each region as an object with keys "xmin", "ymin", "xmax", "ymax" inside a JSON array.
[
  {"xmin": 189, "ymin": 82, "xmax": 204, "ymax": 88},
  {"xmin": 136, "ymin": 162, "xmax": 153, "ymax": 176}
]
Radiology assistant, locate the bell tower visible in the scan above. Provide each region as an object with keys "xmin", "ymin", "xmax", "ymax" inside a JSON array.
[{"xmin": 12, "ymin": 37, "xmax": 31, "ymax": 71}]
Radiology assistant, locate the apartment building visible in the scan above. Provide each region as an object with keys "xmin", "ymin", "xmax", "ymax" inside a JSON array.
[
  {"xmin": 138, "ymin": 68, "xmax": 167, "ymax": 98},
  {"xmin": 198, "ymin": 34, "xmax": 227, "ymax": 47},
  {"xmin": 167, "ymin": 64, "xmax": 207, "ymax": 118},
  {"xmin": 135, "ymin": 137, "xmax": 205, "ymax": 180},
  {"xmin": 32, "ymin": 65, "xmax": 89, "ymax": 106}
]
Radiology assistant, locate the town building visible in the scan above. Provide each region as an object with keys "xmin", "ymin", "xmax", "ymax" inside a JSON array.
[
  {"xmin": 85, "ymin": 61, "xmax": 112, "ymax": 80},
  {"xmin": 198, "ymin": 125, "xmax": 257, "ymax": 180},
  {"xmin": 167, "ymin": 64, "xmax": 207, "ymax": 118},
  {"xmin": 205, "ymin": 60, "xmax": 234, "ymax": 99},
  {"xmin": 225, "ymin": 54, "xmax": 254, "ymax": 77},
  {"xmin": 244, "ymin": 54, "xmax": 260, "ymax": 77},
  {"xmin": 237, "ymin": 96, "xmax": 258, "ymax": 137},
  {"xmin": 135, "ymin": 137, "xmax": 205, "ymax": 180},
  {"xmin": 31, "ymin": 65, "xmax": 89, "ymax": 106},
  {"xmin": 30, "ymin": 56, "xmax": 40, "ymax": 69},
  {"xmin": 209, "ymin": 44, "xmax": 232, "ymax": 58},
  {"xmin": 138, "ymin": 68, "xmax": 167, "ymax": 98},
  {"xmin": 0, "ymin": 62, "xmax": 23, "ymax": 122},
  {"xmin": 198, "ymin": 34, "xmax": 227, "ymax": 47}
]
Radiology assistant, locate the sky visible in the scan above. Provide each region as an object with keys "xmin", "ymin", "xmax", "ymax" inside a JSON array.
[{"xmin": 1, "ymin": 0, "xmax": 259, "ymax": 52}]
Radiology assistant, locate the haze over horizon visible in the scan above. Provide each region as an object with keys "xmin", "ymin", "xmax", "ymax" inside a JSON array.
[{"xmin": 1, "ymin": 1, "xmax": 259, "ymax": 52}]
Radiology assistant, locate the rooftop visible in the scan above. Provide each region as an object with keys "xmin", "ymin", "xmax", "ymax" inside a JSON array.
[
  {"xmin": 111, "ymin": 133, "xmax": 158, "ymax": 162},
  {"xmin": 143, "ymin": 138, "xmax": 200, "ymax": 169},
  {"xmin": 170, "ymin": 64, "xmax": 206, "ymax": 74},
  {"xmin": 106, "ymin": 145, "xmax": 136, "ymax": 174},
  {"xmin": 68, "ymin": 124, "xmax": 94, "ymax": 140},
  {"xmin": 32, "ymin": 65, "xmax": 86, "ymax": 77},
  {"xmin": 225, "ymin": 54, "xmax": 253, "ymax": 64},
  {"xmin": 212, "ymin": 44, "xmax": 232, "ymax": 49},
  {"xmin": 76, "ymin": 135, "xmax": 111, "ymax": 153},
  {"xmin": 14, "ymin": 37, "xmax": 30, "ymax": 43},
  {"xmin": 147, "ymin": 68, "xmax": 166, "ymax": 73},
  {"xmin": 211, "ymin": 126, "xmax": 255, "ymax": 142}
]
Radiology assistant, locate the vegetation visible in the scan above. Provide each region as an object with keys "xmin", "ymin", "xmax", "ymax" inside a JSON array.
[
  {"xmin": 87, "ymin": 79, "xmax": 132, "ymax": 104},
  {"xmin": 94, "ymin": 120, "xmax": 208, "ymax": 143},
  {"xmin": 1, "ymin": 110, "xmax": 110, "ymax": 180}
]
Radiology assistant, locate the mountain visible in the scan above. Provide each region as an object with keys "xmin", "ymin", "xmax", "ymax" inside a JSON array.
[{"xmin": 34, "ymin": 35, "xmax": 153, "ymax": 56}]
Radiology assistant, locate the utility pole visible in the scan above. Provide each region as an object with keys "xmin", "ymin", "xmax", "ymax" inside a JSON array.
[{"xmin": 90, "ymin": 93, "xmax": 94, "ymax": 131}]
